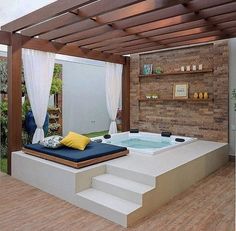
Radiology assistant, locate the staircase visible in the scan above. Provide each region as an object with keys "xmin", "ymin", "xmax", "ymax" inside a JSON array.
[{"xmin": 75, "ymin": 164, "xmax": 156, "ymax": 227}]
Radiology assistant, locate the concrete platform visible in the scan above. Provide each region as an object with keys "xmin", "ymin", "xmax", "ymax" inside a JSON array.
[{"xmin": 12, "ymin": 140, "xmax": 228, "ymax": 227}]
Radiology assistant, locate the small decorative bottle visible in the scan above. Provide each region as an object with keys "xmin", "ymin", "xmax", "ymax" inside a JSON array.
[
  {"xmin": 193, "ymin": 92, "xmax": 199, "ymax": 99},
  {"xmin": 199, "ymin": 92, "xmax": 204, "ymax": 99},
  {"xmin": 204, "ymin": 92, "xmax": 208, "ymax": 99}
]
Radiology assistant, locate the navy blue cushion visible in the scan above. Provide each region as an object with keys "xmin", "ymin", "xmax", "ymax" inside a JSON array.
[{"xmin": 24, "ymin": 142, "xmax": 127, "ymax": 162}]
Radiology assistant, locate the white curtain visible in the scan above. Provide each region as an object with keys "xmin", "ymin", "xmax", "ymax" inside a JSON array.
[
  {"xmin": 22, "ymin": 49, "xmax": 55, "ymax": 143},
  {"xmin": 105, "ymin": 62, "xmax": 123, "ymax": 134}
]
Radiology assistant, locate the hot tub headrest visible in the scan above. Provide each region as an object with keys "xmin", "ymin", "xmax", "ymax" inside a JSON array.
[
  {"xmin": 175, "ymin": 138, "xmax": 185, "ymax": 142},
  {"xmin": 103, "ymin": 134, "xmax": 111, "ymax": 139},
  {"xmin": 161, "ymin": 131, "xmax": 172, "ymax": 137},
  {"xmin": 130, "ymin": 128, "xmax": 139, "ymax": 133}
]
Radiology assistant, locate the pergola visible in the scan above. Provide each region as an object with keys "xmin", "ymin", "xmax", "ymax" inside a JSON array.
[{"xmin": 0, "ymin": 0, "xmax": 236, "ymax": 174}]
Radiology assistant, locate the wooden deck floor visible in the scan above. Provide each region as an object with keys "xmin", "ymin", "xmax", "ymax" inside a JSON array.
[{"xmin": 0, "ymin": 162, "xmax": 235, "ymax": 231}]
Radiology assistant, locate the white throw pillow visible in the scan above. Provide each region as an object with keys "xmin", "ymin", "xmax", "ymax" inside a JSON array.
[{"xmin": 39, "ymin": 135, "xmax": 63, "ymax": 149}]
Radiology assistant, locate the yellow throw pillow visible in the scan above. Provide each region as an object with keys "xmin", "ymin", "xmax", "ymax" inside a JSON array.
[{"xmin": 60, "ymin": 132, "xmax": 90, "ymax": 150}]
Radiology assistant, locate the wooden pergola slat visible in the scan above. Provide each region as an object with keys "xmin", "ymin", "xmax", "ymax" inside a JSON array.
[
  {"xmin": 84, "ymin": 35, "xmax": 139, "ymax": 49},
  {"xmin": 116, "ymin": 35, "xmax": 221, "ymax": 55},
  {"xmin": 81, "ymin": 6, "xmax": 236, "ymax": 52},
  {"xmin": 225, "ymin": 27, "xmax": 236, "ymax": 34},
  {"xmin": 55, "ymin": 3, "xmax": 191, "ymax": 44},
  {"xmin": 218, "ymin": 21, "xmax": 236, "ymax": 29},
  {"xmin": 2, "ymin": 0, "xmax": 236, "ymax": 54},
  {"xmin": 60, "ymin": 4, "xmax": 190, "ymax": 44},
  {"xmin": 201, "ymin": 1, "xmax": 236, "ymax": 17},
  {"xmin": 91, "ymin": 0, "xmax": 234, "ymax": 33},
  {"xmin": 1, "ymin": 0, "xmax": 98, "ymax": 32},
  {"xmin": 99, "ymin": 26, "xmax": 214, "ymax": 52},
  {"xmin": 210, "ymin": 12, "xmax": 236, "ymax": 23},
  {"xmin": 89, "ymin": 7, "xmax": 236, "ymax": 53},
  {"xmin": 161, "ymin": 30, "xmax": 222, "ymax": 44},
  {"xmin": 39, "ymin": 0, "xmax": 190, "ymax": 41},
  {"xmin": 168, "ymin": 35, "xmax": 222, "ymax": 47},
  {"xmin": 21, "ymin": 0, "xmax": 145, "ymax": 37},
  {"xmin": 103, "ymin": 0, "xmax": 235, "ymax": 31},
  {"xmin": 111, "ymin": 31, "xmax": 222, "ymax": 54},
  {"xmin": 93, "ymin": 0, "xmax": 191, "ymax": 27},
  {"xmin": 85, "ymin": 20, "xmax": 208, "ymax": 50},
  {"xmin": 57, "ymin": 25, "xmax": 114, "ymax": 44}
]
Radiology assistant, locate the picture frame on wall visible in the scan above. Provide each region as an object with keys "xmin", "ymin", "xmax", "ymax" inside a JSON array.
[
  {"xmin": 173, "ymin": 83, "xmax": 189, "ymax": 99},
  {"xmin": 143, "ymin": 64, "xmax": 153, "ymax": 75}
]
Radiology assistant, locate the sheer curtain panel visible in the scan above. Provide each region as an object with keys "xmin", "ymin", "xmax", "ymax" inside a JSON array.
[
  {"xmin": 105, "ymin": 62, "xmax": 123, "ymax": 134},
  {"xmin": 22, "ymin": 49, "xmax": 55, "ymax": 143}
]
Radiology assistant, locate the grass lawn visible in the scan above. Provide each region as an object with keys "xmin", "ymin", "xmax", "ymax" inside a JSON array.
[
  {"xmin": 85, "ymin": 130, "xmax": 108, "ymax": 138},
  {"xmin": 0, "ymin": 158, "xmax": 7, "ymax": 173}
]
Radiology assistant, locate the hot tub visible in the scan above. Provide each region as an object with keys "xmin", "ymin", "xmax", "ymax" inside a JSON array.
[{"xmin": 101, "ymin": 132, "xmax": 197, "ymax": 155}]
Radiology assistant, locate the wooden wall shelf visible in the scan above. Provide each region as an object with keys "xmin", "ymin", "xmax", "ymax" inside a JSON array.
[
  {"xmin": 139, "ymin": 98, "xmax": 214, "ymax": 102},
  {"xmin": 139, "ymin": 69, "xmax": 213, "ymax": 78}
]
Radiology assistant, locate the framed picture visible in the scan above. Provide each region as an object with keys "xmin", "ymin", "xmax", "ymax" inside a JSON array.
[
  {"xmin": 173, "ymin": 83, "xmax": 189, "ymax": 99},
  {"xmin": 143, "ymin": 64, "xmax": 153, "ymax": 75}
]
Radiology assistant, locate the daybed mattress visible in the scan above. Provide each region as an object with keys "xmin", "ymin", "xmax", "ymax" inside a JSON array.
[{"xmin": 23, "ymin": 142, "xmax": 128, "ymax": 168}]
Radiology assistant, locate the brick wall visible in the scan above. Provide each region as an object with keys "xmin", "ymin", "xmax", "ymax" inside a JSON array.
[{"xmin": 130, "ymin": 41, "xmax": 229, "ymax": 142}]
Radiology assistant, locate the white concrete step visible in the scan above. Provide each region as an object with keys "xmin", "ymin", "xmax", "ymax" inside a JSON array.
[
  {"xmin": 106, "ymin": 164, "xmax": 156, "ymax": 187},
  {"xmin": 76, "ymin": 188, "xmax": 141, "ymax": 227},
  {"xmin": 92, "ymin": 174, "xmax": 154, "ymax": 204}
]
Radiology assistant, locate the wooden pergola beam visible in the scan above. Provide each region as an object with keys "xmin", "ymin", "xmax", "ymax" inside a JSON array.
[
  {"xmin": 62, "ymin": 0, "xmax": 236, "ymax": 47},
  {"xmin": 83, "ymin": 35, "xmax": 139, "ymax": 50},
  {"xmin": 201, "ymin": 1, "xmax": 236, "ymax": 17},
  {"xmin": 0, "ymin": 31, "xmax": 11, "ymax": 45},
  {"xmin": 56, "ymin": 3, "xmax": 190, "ymax": 45},
  {"xmin": 88, "ymin": 8, "xmax": 236, "ymax": 52},
  {"xmin": 7, "ymin": 34, "xmax": 22, "ymax": 175},
  {"xmin": 57, "ymin": 25, "xmax": 113, "ymax": 44},
  {"xmin": 225, "ymin": 27, "xmax": 236, "ymax": 34},
  {"xmin": 139, "ymin": 19, "xmax": 207, "ymax": 37},
  {"xmin": 0, "ymin": 31, "xmax": 126, "ymax": 63},
  {"xmin": 95, "ymin": 26, "xmax": 215, "ymax": 52},
  {"xmin": 40, "ymin": 0, "xmax": 190, "ymax": 41},
  {"xmin": 19, "ymin": 34, "xmax": 126, "ymax": 64},
  {"xmin": 161, "ymin": 31, "xmax": 222, "ymax": 44},
  {"xmin": 116, "ymin": 35, "xmax": 221, "ymax": 55},
  {"xmin": 168, "ymin": 35, "xmax": 222, "ymax": 47},
  {"xmin": 21, "ymin": 0, "xmax": 145, "ymax": 37},
  {"xmin": 217, "ymin": 20, "xmax": 236, "ymax": 29},
  {"xmin": 1, "ymin": 0, "xmax": 98, "ymax": 32},
  {"xmin": 55, "ymin": 0, "xmax": 230, "ymax": 44}
]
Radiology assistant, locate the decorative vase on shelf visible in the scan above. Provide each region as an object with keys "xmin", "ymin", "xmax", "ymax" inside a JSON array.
[
  {"xmin": 152, "ymin": 94, "xmax": 158, "ymax": 99},
  {"xmin": 193, "ymin": 92, "xmax": 199, "ymax": 99},
  {"xmin": 204, "ymin": 92, "xmax": 208, "ymax": 99},
  {"xmin": 154, "ymin": 67, "xmax": 162, "ymax": 74},
  {"xmin": 199, "ymin": 92, "xmax": 204, "ymax": 99},
  {"xmin": 146, "ymin": 94, "xmax": 152, "ymax": 99}
]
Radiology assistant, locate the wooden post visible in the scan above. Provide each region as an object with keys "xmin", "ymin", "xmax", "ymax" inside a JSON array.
[
  {"xmin": 7, "ymin": 34, "xmax": 22, "ymax": 175},
  {"xmin": 122, "ymin": 57, "xmax": 130, "ymax": 131}
]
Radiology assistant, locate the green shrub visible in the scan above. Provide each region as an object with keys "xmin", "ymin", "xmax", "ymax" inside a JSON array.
[
  {"xmin": 232, "ymin": 89, "xmax": 236, "ymax": 111},
  {"xmin": 0, "ymin": 101, "xmax": 8, "ymax": 156}
]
